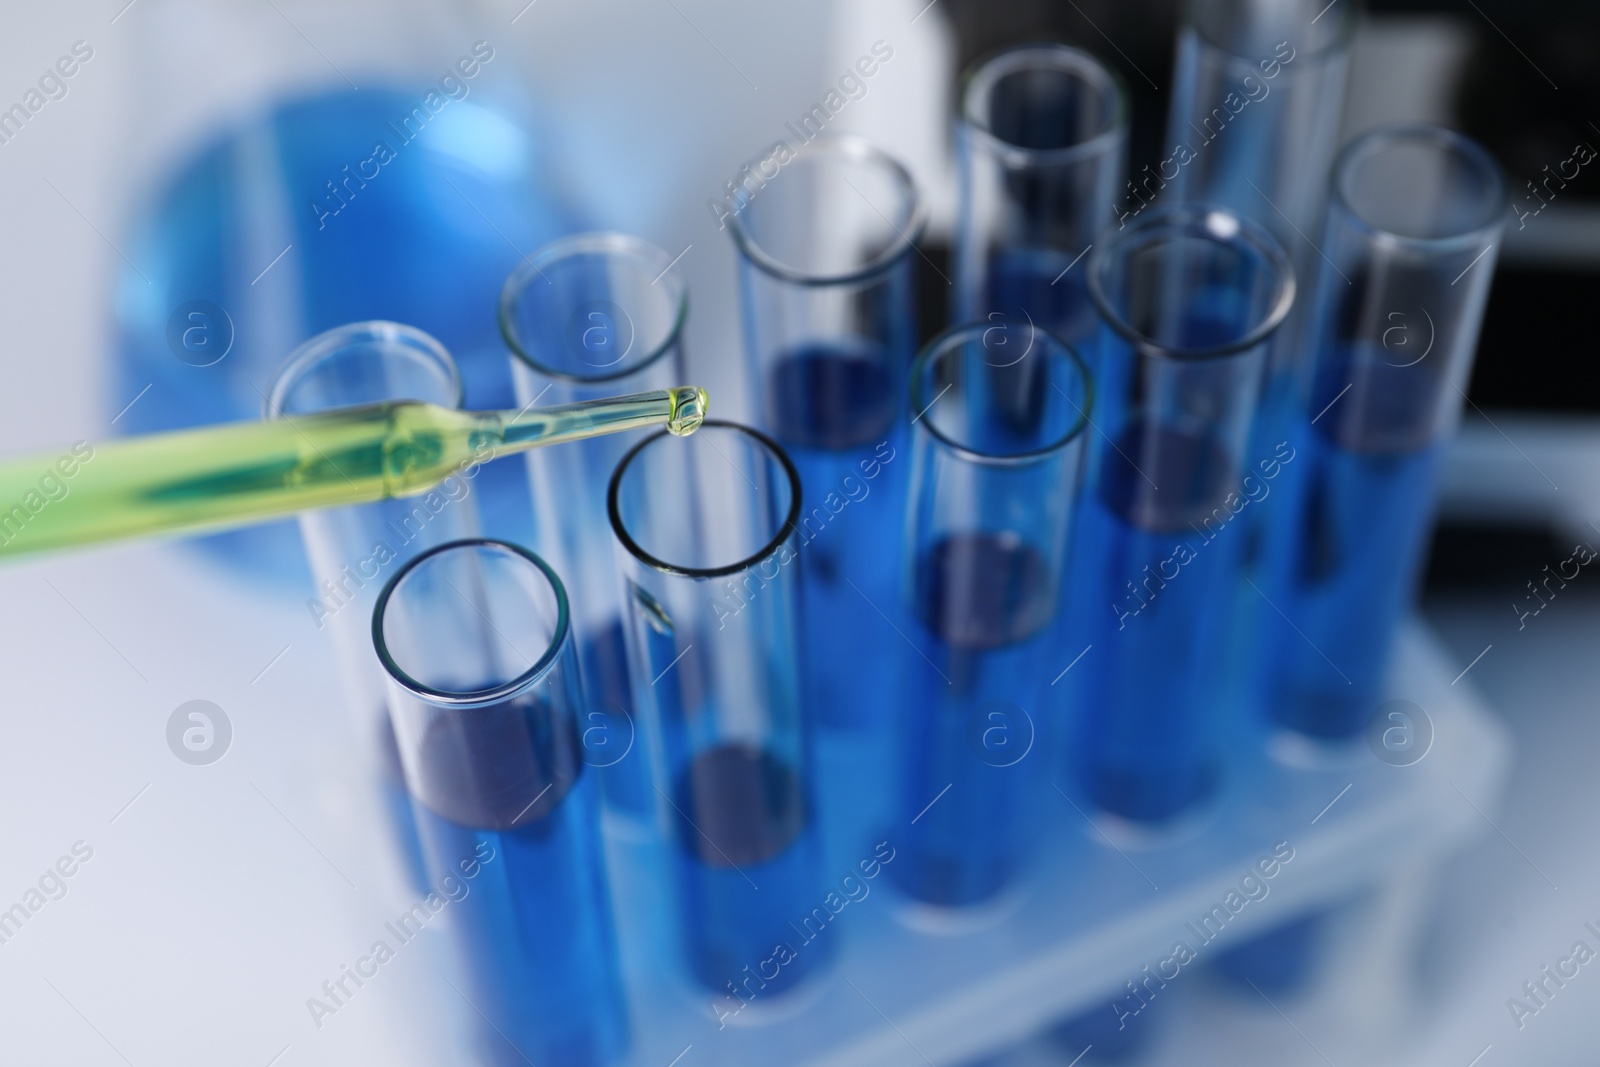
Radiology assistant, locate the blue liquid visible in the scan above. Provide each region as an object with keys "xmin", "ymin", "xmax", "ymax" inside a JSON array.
[
  {"xmin": 1049, "ymin": 999, "xmax": 1159, "ymax": 1063},
  {"xmin": 673, "ymin": 744, "xmax": 824, "ymax": 996},
  {"xmin": 976, "ymin": 51, "xmax": 1103, "ymax": 342},
  {"xmin": 409, "ymin": 693, "xmax": 627, "ymax": 1067},
  {"xmin": 578, "ymin": 617, "xmax": 653, "ymax": 817},
  {"xmin": 984, "ymin": 245, "xmax": 1097, "ymax": 346},
  {"xmin": 980, "ymin": 246, "xmax": 1094, "ymax": 439},
  {"xmin": 767, "ymin": 342, "xmax": 905, "ymax": 734},
  {"xmin": 1072, "ymin": 424, "xmax": 1240, "ymax": 822},
  {"xmin": 895, "ymin": 533, "xmax": 1054, "ymax": 906},
  {"xmin": 1268, "ymin": 423, "xmax": 1442, "ymax": 739},
  {"xmin": 1220, "ymin": 367, "xmax": 1307, "ymax": 718},
  {"xmin": 1211, "ymin": 911, "xmax": 1327, "ymax": 998},
  {"xmin": 116, "ymin": 87, "xmax": 564, "ymax": 576},
  {"xmin": 1237, "ymin": 368, "xmax": 1302, "ymax": 574}
]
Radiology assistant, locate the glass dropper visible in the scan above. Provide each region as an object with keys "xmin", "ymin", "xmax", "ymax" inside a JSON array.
[{"xmin": 0, "ymin": 386, "xmax": 708, "ymax": 560}]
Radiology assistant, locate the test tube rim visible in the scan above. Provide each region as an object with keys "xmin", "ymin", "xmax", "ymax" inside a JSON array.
[
  {"xmin": 606, "ymin": 419, "xmax": 804, "ymax": 581},
  {"xmin": 1087, "ymin": 203, "xmax": 1296, "ymax": 362},
  {"xmin": 724, "ymin": 132, "xmax": 927, "ymax": 288},
  {"xmin": 371, "ymin": 537, "xmax": 572, "ymax": 709},
  {"xmin": 1328, "ymin": 123, "xmax": 1509, "ymax": 256},
  {"xmin": 261, "ymin": 319, "xmax": 464, "ymax": 419},
  {"xmin": 1182, "ymin": 0, "xmax": 1356, "ymax": 67},
  {"xmin": 498, "ymin": 230, "xmax": 690, "ymax": 385},
  {"xmin": 958, "ymin": 42, "xmax": 1131, "ymax": 170},
  {"xmin": 909, "ymin": 319, "xmax": 1095, "ymax": 467}
]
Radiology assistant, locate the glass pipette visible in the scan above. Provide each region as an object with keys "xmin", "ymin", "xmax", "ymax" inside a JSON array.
[{"xmin": 0, "ymin": 386, "xmax": 707, "ymax": 560}]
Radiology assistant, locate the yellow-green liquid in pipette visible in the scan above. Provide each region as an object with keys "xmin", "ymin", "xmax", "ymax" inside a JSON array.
[{"xmin": 0, "ymin": 386, "xmax": 706, "ymax": 560}]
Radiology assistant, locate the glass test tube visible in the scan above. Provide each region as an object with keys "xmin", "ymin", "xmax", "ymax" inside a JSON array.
[
  {"xmin": 373, "ymin": 539, "xmax": 628, "ymax": 1067},
  {"xmin": 501, "ymin": 233, "xmax": 688, "ymax": 819},
  {"xmin": 955, "ymin": 44, "xmax": 1129, "ymax": 347},
  {"xmin": 1164, "ymin": 0, "xmax": 1354, "ymax": 267},
  {"xmin": 892, "ymin": 322, "xmax": 1091, "ymax": 907},
  {"xmin": 727, "ymin": 134, "xmax": 922, "ymax": 735},
  {"xmin": 1267, "ymin": 125, "xmax": 1507, "ymax": 740},
  {"xmin": 608, "ymin": 423, "xmax": 826, "ymax": 997},
  {"xmin": 1068, "ymin": 206, "xmax": 1295, "ymax": 823},
  {"xmin": 265, "ymin": 321, "xmax": 481, "ymax": 892},
  {"xmin": 1164, "ymin": 0, "xmax": 1356, "ymax": 590}
]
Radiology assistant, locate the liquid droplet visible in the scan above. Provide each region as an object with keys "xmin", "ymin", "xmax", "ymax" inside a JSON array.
[{"xmin": 667, "ymin": 386, "xmax": 708, "ymax": 436}]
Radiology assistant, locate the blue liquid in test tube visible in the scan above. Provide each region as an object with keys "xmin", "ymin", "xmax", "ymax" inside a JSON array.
[
  {"xmin": 1161, "ymin": 0, "xmax": 1355, "ymax": 665},
  {"xmin": 1067, "ymin": 207, "xmax": 1295, "ymax": 823},
  {"xmin": 1275, "ymin": 350, "xmax": 1447, "ymax": 731},
  {"xmin": 609, "ymin": 423, "xmax": 828, "ymax": 998},
  {"xmin": 409, "ymin": 715, "xmax": 622, "ymax": 1066},
  {"xmin": 729, "ymin": 135, "xmax": 921, "ymax": 738},
  {"xmin": 893, "ymin": 323, "xmax": 1091, "ymax": 905},
  {"xmin": 954, "ymin": 45, "xmax": 1128, "ymax": 347},
  {"xmin": 1265, "ymin": 126, "xmax": 1506, "ymax": 739},
  {"xmin": 375, "ymin": 540, "xmax": 629, "ymax": 1066},
  {"xmin": 668, "ymin": 738, "xmax": 816, "ymax": 992}
]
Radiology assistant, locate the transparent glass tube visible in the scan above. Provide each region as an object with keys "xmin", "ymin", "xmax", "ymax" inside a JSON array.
[
  {"xmin": 955, "ymin": 45, "xmax": 1130, "ymax": 346},
  {"xmin": 892, "ymin": 322, "xmax": 1092, "ymax": 907},
  {"xmin": 1266, "ymin": 125, "xmax": 1507, "ymax": 740},
  {"xmin": 1163, "ymin": 0, "xmax": 1355, "ymax": 258},
  {"xmin": 501, "ymin": 232, "xmax": 688, "ymax": 821},
  {"xmin": 265, "ymin": 320, "xmax": 480, "ymax": 891},
  {"xmin": 1163, "ymin": 0, "xmax": 1356, "ymax": 600},
  {"xmin": 727, "ymin": 134, "xmax": 922, "ymax": 735},
  {"xmin": 373, "ymin": 539, "xmax": 628, "ymax": 1067},
  {"xmin": 1067, "ymin": 206, "xmax": 1295, "ymax": 823},
  {"xmin": 607, "ymin": 422, "xmax": 826, "ymax": 999}
]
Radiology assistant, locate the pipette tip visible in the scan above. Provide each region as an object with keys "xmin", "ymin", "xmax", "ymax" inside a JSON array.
[{"xmin": 667, "ymin": 387, "xmax": 709, "ymax": 436}]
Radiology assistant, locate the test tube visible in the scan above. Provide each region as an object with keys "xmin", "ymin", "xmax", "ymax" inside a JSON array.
[
  {"xmin": 373, "ymin": 539, "xmax": 628, "ymax": 1067},
  {"xmin": 501, "ymin": 232, "xmax": 688, "ymax": 820},
  {"xmin": 608, "ymin": 422, "xmax": 826, "ymax": 999},
  {"xmin": 265, "ymin": 321, "xmax": 480, "ymax": 892},
  {"xmin": 1067, "ymin": 206, "xmax": 1295, "ymax": 822},
  {"xmin": 955, "ymin": 44, "xmax": 1129, "ymax": 346},
  {"xmin": 726, "ymin": 134, "xmax": 921, "ymax": 735},
  {"xmin": 1163, "ymin": 0, "xmax": 1355, "ymax": 596},
  {"xmin": 1266, "ymin": 125, "xmax": 1506, "ymax": 740},
  {"xmin": 1163, "ymin": 0, "xmax": 1354, "ymax": 263},
  {"xmin": 893, "ymin": 321, "xmax": 1092, "ymax": 907}
]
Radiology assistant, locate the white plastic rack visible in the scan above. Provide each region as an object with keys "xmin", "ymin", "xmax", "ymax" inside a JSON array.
[{"xmin": 586, "ymin": 621, "xmax": 1509, "ymax": 1067}]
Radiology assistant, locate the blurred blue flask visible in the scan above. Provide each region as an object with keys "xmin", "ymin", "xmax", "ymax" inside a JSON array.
[{"xmin": 112, "ymin": 0, "xmax": 569, "ymax": 578}]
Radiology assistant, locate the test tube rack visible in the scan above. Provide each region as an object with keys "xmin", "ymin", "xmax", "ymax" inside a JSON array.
[{"xmin": 593, "ymin": 620, "xmax": 1509, "ymax": 1067}]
